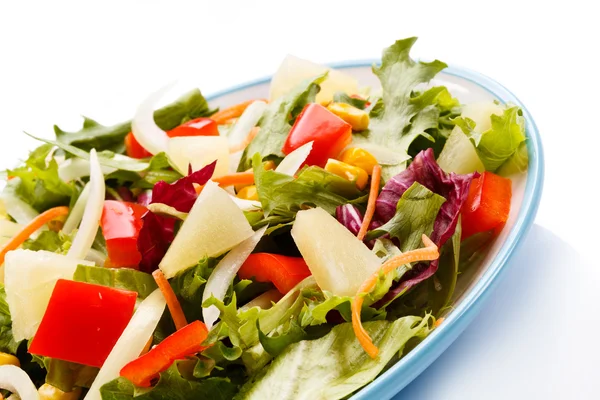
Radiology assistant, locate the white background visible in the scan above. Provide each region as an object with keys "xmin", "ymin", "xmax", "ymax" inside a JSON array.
[{"xmin": 1, "ymin": 1, "xmax": 598, "ymax": 398}]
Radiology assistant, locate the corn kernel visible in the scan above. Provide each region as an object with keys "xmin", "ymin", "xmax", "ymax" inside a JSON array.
[
  {"xmin": 326, "ymin": 103, "xmax": 370, "ymax": 131},
  {"xmin": 324, "ymin": 159, "xmax": 369, "ymax": 190},
  {"xmin": 339, "ymin": 147, "xmax": 378, "ymax": 175},
  {"xmin": 38, "ymin": 383, "xmax": 82, "ymax": 400},
  {"xmin": 237, "ymin": 185, "xmax": 259, "ymax": 201},
  {"xmin": 0, "ymin": 352, "xmax": 19, "ymax": 367}
]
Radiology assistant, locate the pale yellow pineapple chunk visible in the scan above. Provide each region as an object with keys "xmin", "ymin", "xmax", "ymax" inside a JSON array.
[{"xmin": 167, "ymin": 136, "xmax": 230, "ymax": 177}]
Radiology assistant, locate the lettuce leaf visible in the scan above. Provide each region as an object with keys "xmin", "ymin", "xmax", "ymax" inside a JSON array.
[
  {"xmin": 22, "ymin": 230, "xmax": 73, "ymax": 254},
  {"xmin": 236, "ymin": 316, "xmax": 431, "ymax": 400},
  {"xmin": 7, "ymin": 144, "xmax": 74, "ymax": 212},
  {"xmin": 55, "ymin": 89, "xmax": 215, "ymax": 153},
  {"xmin": 454, "ymin": 106, "xmax": 526, "ymax": 172},
  {"xmin": 253, "ymin": 154, "xmax": 364, "ymax": 218},
  {"xmin": 353, "ymin": 37, "xmax": 447, "ymax": 180},
  {"xmin": 239, "ymin": 74, "xmax": 327, "ymax": 170},
  {"xmin": 0, "ymin": 284, "xmax": 20, "ymax": 355},
  {"xmin": 73, "ymin": 265, "xmax": 158, "ymax": 299},
  {"xmin": 100, "ymin": 364, "xmax": 237, "ymax": 400},
  {"xmin": 31, "ymin": 354, "xmax": 97, "ymax": 392}
]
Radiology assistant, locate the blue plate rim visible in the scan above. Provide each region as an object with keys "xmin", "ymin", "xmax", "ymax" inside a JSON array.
[{"xmin": 204, "ymin": 60, "xmax": 545, "ymax": 400}]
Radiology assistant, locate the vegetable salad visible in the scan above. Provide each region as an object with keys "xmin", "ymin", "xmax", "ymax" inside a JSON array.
[{"xmin": 0, "ymin": 37, "xmax": 527, "ymax": 400}]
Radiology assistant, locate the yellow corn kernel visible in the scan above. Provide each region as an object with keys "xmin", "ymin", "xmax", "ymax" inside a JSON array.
[
  {"xmin": 237, "ymin": 185, "xmax": 259, "ymax": 201},
  {"xmin": 326, "ymin": 103, "xmax": 370, "ymax": 131},
  {"xmin": 38, "ymin": 384, "xmax": 82, "ymax": 400},
  {"xmin": 0, "ymin": 352, "xmax": 19, "ymax": 367},
  {"xmin": 339, "ymin": 147, "xmax": 378, "ymax": 175},
  {"xmin": 324, "ymin": 159, "xmax": 369, "ymax": 190}
]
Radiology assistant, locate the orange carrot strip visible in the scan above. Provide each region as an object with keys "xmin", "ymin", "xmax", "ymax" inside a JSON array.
[
  {"xmin": 152, "ymin": 270, "xmax": 188, "ymax": 331},
  {"xmin": 212, "ymin": 172, "xmax": 255, "ymax": 187},
  {"xmin": 434, "ymin": 317, "xmax": 445, "ymax": 328},
  {"xmin": 0, "ymin": 206, "xmax": 69, "ymax": 265},
  {"xmin": 211, "ymin": 100, "xmax": 266, "ymax": 125},
  {"xmin": 229, "ymin": 127, "xmax": 260, "ymax": 154},
  {"xmin": 357, "ymin": 164, "xmax": 381, "ymax": 241},
  {"xmin": 352, "ymin": 234, "xmax": 439, "ymax": 358}
]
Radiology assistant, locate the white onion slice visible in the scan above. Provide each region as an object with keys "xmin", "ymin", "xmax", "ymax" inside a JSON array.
[
  {"xmin": 240, "ymin": 289, "xmax": 282, "ymax": 311},
  {"xmin": 85, "ymin": 289, "xmax": 166, "ymax": 400},
  {"xmin": 275, "ymin": 141, "xmax": 313, "ymax": 176},
  {"xmin": 345, "ymin": 143, "xmax": 409, "ymax": 166},
  {"xmin": 62, "ymin": 183, "xmax": 90, "ymax": 234},
  {"xmin": 131, "ymin": 85, "xmax": 173, "ymax": 156},
  {"xmin": 58, "ymin": 158, "xmax": 117, "ymax": 182},
  {"xmin": 0, "ymin": 220, "xmax": 22, "ymax": 239},
  {"xmin": 67, "ymin": 149, "xmax": 105, "ymax": 260},
  {"xmin": 229, "ymin": 195, "xmax": 261, "ymax": 211},
  {"xmin": 202, "ymin": 225, "xmax": 268, "ymax": 329},
  {"xmin": 0, "ymin": 365, "xmax": 40, "ymax": 400},
  {"xmin": 85, "ymin": 248, "xmax": 107, "ymax": 267},
  {"xmin": 227, "ymin": 101, "xmax": 267, "ymax": 149}
]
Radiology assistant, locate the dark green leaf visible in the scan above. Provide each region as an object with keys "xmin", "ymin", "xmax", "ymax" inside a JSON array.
[
  {"xmin": 258, "ymin": 320, "xmax": 306, "ymax": 357},
  {"xmin": 73, "ymin": 265, "xmax": 157, "ymax": 299},
  {"xmin": 428, "ymin": 218, "xmax": 461, "ymax": 315},
  {"xmin": 0, "ymin": 284, "xmax": 20, "ymax": 355},
  {"xmin": 332, "ymin": 92, "xmax": 368, "ymax": 110}
]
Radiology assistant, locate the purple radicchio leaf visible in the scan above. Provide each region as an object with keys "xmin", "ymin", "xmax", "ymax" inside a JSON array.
[
  {"xmin": 335, "ymin": 204, "xmax": 383, "ymax": 248},
  {"xmin": 136, "ymin": 161, "xmax": 216, "ymax": 272},
  {"xmin": 375, "ymin": 149, "xmax": 477, "ymax": 302}
]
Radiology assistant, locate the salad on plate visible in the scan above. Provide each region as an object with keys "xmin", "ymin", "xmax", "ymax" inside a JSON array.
[{"xmin": 0, "ymin": 37, "xmax": 528, "ymax": 400}]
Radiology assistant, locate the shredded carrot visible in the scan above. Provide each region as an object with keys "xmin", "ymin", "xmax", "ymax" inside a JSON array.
[
  {"xmin": 352, "ymin": 234, "xmax": 439, "ymax": 358},
  {"xmin": 0, "ymin": 206, "xmax": 69, "ymax": 265},
  {"xmin": 357, "ymin": 164, "xmax": 381, "ymax": 241},
  {"xmin": 152, "ymin": 270, "xmax": 188, "ymax": 331},
  {"xmin": 212, "ymin": 172, "xmax": 255, "ymax": 187},
  {"xmin": 211, "ymin": 99, "xmax": 266, "ymax": 125},
  {"xmin": 229, "ymin": 127, "xmax": 260, "ymax": 154},
  {"xmin": 434, "ymin": 317, "xmax": 445, "ymax": 328}
]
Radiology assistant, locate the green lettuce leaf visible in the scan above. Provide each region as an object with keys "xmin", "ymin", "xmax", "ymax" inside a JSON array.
[
  {"xmin": 31, "ymin": 354, "xmax": 98, "ymax": 392},
  {"xmin": 454, "ymin": 106, "xmax": 526, "ymax": 172},
  {"xmin": 253, "ymin": 154, "xmax": 364, "ymax": 218},
  {"xmin": 22, "ymin": 230, "xmax": 73, "ymax": 254},
  {"xmin": 332, "ymin": 92, "xmax": 369, "ymax": 110},
  {"xmin": 0, "ymin": 284, "xmax": 20, "ymax": 355},
  {"xmin": 73, "ymin": 265, "xmax": 158, "ymax": 299},
  {"xmin": 239, "ymin": 74, "xmax": 327, "ymax": 170},
  {"xmin": 428, "ymin": 218, "xmax": 461, "ymax": 314},
  {"xmin": 236, "ymin": 316, "xmax": 432, "ymax": 400},
  {"xmin": 100, "ymin": 364, "xmax": 237, "ymax": 400},
  {"xmin": 354, "ymin": 37, "xmax": 447, "ymax": 180},
  {"xmin": 7, "ymin": 144, "xmax": 74, "ymax": 211},
  {"xmin": 258, "ymin": 320, "xmax": 306, "ymax": 357},
  {"xmin": 366, "ymin": 182, "xmax": 445, "ymax": 251},
  {"xmin": 497, "ymin": 140, "xmax": 529, "ymax": 176},
  {"xmin": 55, "ymin": 89, "xmax": 215, "ymax": 153}
]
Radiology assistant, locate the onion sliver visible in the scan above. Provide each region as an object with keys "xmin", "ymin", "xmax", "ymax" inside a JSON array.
[
  {"xmin": 0, "ymin": 365, "xmax": 39, "ymax": 400},
  {"xmin": 63, "ymin": 183, "xmax": 90, "ymax": 234},
  {"xmin": 227, "ymin": 101, "xmax": 267, "ymax": 149},
  {"xmin": 84, "ymin": 289, "xmax": 166, "ymax": 400},
  {"xmin": 131, "ymin": 85, "xmax": 172, "ymax": 156},
  {"xmin": 58, "ymin": 158, "xmax": 117, "ymax": 182},
  {"xmin": 0, "ymin": 179, "xmax": 39, "ymax": 225},
  {"xmin": 202, "ymin": 225, "xmax": 268, "ymax": 329},
  {"xmin": 275, "ymin": 141, "xmax": 313, "ymax": 176},
  {"xmin": 229, "ymin": 195, "xmax": 261, "ymax": 212},
  {"xmin": 67, "ymin": 149, "xmax": 105, "ymax": 260}
]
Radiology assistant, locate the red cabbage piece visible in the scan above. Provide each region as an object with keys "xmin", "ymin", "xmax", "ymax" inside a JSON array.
[
  {"xmin": 336, "ymin": 204, "xmax": 382, "ymax": 248},
  {"xmin": 376, "ymin": 149, "xmax": 477, "ymax": 299},
  {"xmin": 137, "ymin": 161, "xmax": 216, "ymax": 272}
]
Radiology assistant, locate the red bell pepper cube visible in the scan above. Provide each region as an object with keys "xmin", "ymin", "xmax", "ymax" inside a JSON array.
[
  {"xmin": 125, "ymin": 117, "xmax": 219, "ymax": 159},
  {"xmin": 101, "ymin": 201, "xmax": 147, "ymax": 269},
  {"xmin": 238, "ymin": 253, "xmax": 312, "ymax": 294},
  {"xmin": 461, "ymin": 171, "xmax": 512, "ymax": 239},
  {"xmin": 120, "ymin": 320, "xmax": 210, "ymax": 387},
  {"xmin": 282, "ymin": 104, "xmax": 352, "ymax": 168},
  {"xmin": 29, "ymin": 280, "xmax": 137, "ymax": 368}
]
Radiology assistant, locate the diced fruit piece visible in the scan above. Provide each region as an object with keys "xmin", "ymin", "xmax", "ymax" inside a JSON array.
[
  {"xmin": 437, "ymin": 126, "xmax": 485, "ymax": 174},
  {"xmin": 101, "ymin": 201, "xmax": 147, "ymax": 269},
  {"xmin": 461, "ymin": 171, "xmax": 512, "ymax": 239},
  {"xmin": 437, "ymin": 101, "xmax": 504, "ymax": 174},
  {"xmin": 125, "ymin": 132, "xmax": 152, "ymax": 159},
  {"xmin": 159, "ymin": 180, "xmax": 254, "ymax": 278},
  {"xmin": 167, "ymin": 136, "xmax": 229, "ymax": 177},
  {"xmin": 282, "ymin": 104, "xmax": 352, "ymax": 168},
  {"xmin": 326, "ymin": 103, "xmax": 370, "ymax": 131},
  {"xmin": 237, "ymin": 185, "xmax": 259, "ymax": 201},
  {"xmin": 291, "ymin": 207, "xmax": 381, "ymax": 297},
  {"xmin": 324, "ymin": 159, "xmax": 368, "ymax": 190},
  {"xmin": 167, "ymin": 117, "xmax": 219, "ymax": 137},
  {"xmin": 120, "ymin": 320, "xmax": 209, "ymax": 387},
  {"xmin": 29, "ymin": 280, "xmax": 137, "ymax": 368},
  {"xmin": 4, "ymin": 250, "xmax": 94, "ymax": 341},
  {"xmin": 339, "ymin": 147, "xmax": 378, "ymax": 175},
  {"xmin": 238, "ymin": 253, "xmax": 311, "ymax": 294},
  {"xmin": 269, "ymin": 55, "xmax": 359, "ymax": 104}
]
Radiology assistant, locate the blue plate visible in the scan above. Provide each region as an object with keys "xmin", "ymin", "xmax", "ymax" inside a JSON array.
[{"xmin": 206, "ymin": 61, "xmax": 544, "ymax": 400}]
